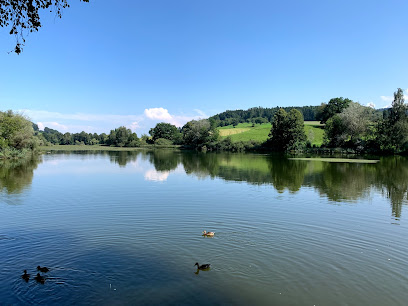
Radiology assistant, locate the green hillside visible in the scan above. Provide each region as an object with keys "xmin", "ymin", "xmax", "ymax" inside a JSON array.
[
  {"xmin": 219, "ymin": 123, "xmax": 272, "ymax": 142},
  {"xmin": 304, "ymin": 121, "xmax": 325, "ymax": 146},
  {"xmin": 218, "ymin": 121, "xmax": 324, "ymax": 146}
]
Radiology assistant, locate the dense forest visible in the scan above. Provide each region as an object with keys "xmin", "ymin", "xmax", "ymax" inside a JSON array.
[
  {"xmin": 209, "ymin": 105, "xmax": 320, "ymax": 126},
  {"xmin": 1, "ymin": 88, "xmax": 407, "ymax": 158}
]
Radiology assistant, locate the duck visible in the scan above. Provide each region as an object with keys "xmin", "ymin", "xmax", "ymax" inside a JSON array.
[
  {"xmin": 34, "ymin": 273, "xmax": 45, "ymax": 284},
  {"xmin": 194, "ymin": 262, "xmax": 211, "ymax": 270},
  {"xmin": 21, "ymin": 270, "xmax": 30, "ymax": 281},
  {"xmin": 202, "ymin": 230, "xmax": 215, "ymax": 237},
  {"xmin": 37, "ymin": 266, "xmax": 49, "ymax": 272}
]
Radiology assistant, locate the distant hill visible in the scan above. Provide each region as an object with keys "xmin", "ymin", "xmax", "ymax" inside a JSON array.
[
  {"xmin": 218, "ymin": 121, "xmax": 324, "ymax": 146},
  {"xmin": 209, "ymin": 106, "xmax": 320, "ymax": 127}
]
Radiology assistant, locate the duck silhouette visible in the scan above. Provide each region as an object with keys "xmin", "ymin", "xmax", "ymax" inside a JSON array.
[
  {"xmin": 34, "ymin": 273, "xmax": 45, "ymax": 284},
  {"xmin": 21, "ymin": 270, "xmax": 30, "ymax": 282},
  {"xmin": 194, "ymin": 262, "xmax": 211, "ymax": 270},
  {"xmin": 37, "ymin": 266, "xmax": 49, "ymax": 273}
]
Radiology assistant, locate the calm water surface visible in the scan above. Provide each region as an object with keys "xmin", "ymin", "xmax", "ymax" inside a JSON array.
[{"xmin": 1, "ymin": 150, "xmax": 408, "ymax": 305}]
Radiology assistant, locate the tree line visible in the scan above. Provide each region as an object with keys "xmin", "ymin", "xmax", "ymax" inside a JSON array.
[
  {"xmin": 209, "ymin": 105, "xmax": 320, "ymax": 127},
  {"xmin": 1, "ymin": 88, "xmax": 407, "ymax": 158},
  {"xmin": 317, "ymin": 90, "xmax": 408, "ymax": 153},
  {"xmin": 36, "ymin": 126, "xmax": 142, "ymax": 147}
]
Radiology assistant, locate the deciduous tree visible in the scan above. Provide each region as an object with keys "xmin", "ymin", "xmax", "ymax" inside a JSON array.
[
  {"xmin": 181, "ymin": 119, "xmax": 219, "ymax": 148},
  {"xmin": 0, "ymin": 0, "xmax": 89, "ymax": 54},
  {"xmin": 149, "ymin": 123, "xmax": 181, "ymax": 144},
  {"xmin": 0, "ymin": 110, "xmax": 36, "ymax": 149},
  {"xmin": 267, "ymin": 108, "xmax": 306, "ymax": 151},
  {"xmin": 317, "ymin": 97, "xmax": 353, "ymax": 123},
  {"xmin": 324, "ymin": 102, "xmax": 375, "ymax": 147},
  {"xmin": 376, "ymin": 88, "xmax": 408, "ymax": 153},
  {"xmin": 107, "ymin": 126, "xmax": 140, "ymax": 147}
]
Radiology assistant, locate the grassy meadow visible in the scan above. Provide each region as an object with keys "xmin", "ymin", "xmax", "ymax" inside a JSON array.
[
  {"xmin": 218, "ymin": 122, "xmax": 272, "ymax": 142},
  {"xmin": 304, "ymin": 121, "xmax": 325, "ymax": 146},
  {"xmin": 218, "ymin": 121, "xmax": 325, "ymax": 146}
]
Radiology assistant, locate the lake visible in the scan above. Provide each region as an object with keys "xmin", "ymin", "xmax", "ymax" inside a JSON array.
[{"xmin": 1, "ymin": 150, "xmax": 408, "ymax": 305}]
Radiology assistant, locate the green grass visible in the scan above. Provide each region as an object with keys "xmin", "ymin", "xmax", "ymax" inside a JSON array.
[
  {"xmin": 304, "ymin": 121, "xmax": 324, "ymax": 126},
  {"xmin": 219, "ymin": 127, "xmax": 252, "ymax": 136},
  {"xmin": 218, "ymin": 123, "xmax": 272, "ymax": 143},
  {"xmin": 218, "ymin": 122, "xmax": 255, "ymax": 129},
  {"xmin": 218, "ymin": 154, "xmax": 271, "ymax": 172},
  {"xmin": 217, "ymin": 121, "xmax": 325, "ymax": 146},
  {"xmin": 304, "ymin": 125, "xmax": 325, "ymax": 146}
]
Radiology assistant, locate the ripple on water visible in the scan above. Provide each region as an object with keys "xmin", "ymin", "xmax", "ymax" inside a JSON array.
[{"xmin": 2, "ymin": 153, "xmax": 408, "ymax": 305}]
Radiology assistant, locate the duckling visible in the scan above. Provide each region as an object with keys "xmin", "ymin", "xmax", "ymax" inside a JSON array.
[
  {"xmin": 21, "ymin": 270, "xmax": 30, "ymax": 282},
  {"xmin": 34, "ymin": 273, "xmax": 45, "ymax": 284},
  {"xmin": 194, "ymin": 262, "xmax": 211, "ymax": 270},
  {"xmin": 202, "ymin": 230, "xmax": 215, "ymax": 237},
  {"xmin": 37, "ymin": 266, "xmax": 49, "ymax": 273}
]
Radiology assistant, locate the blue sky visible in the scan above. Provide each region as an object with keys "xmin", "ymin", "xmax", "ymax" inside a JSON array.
[{"xmin": 0, "ymin": 0, "xmax": 407, "ymax": 134}]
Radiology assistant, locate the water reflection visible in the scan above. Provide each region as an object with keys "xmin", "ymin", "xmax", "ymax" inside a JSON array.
[
  {"xmin": 2, "ymin": 150, "xmax": 408, "ymax": 304},
  {"xmin": 144, "ymin": 169, "xmax": 170, "ymax": 181},
  {"xmin": 143, "ymin": 151, "xmax": 407, "ymax": 218},
  {"xmin": 147, "ymin": 150, "xmax": 180, "ymax": 172},
  {"xmin": 109, "ymin": 151, "xmax": 140, "ymax": 167},
  {"xmin": 268, "ymin": 157, "xmax": 307, "ymax": 192},
  {"xmin": 304, "ymin": 162, "xmax": 375, "ymax": 202},
  {"xmin": 374, "ymin": 156, "xmax": 408, "ymax": 218},
  {"xmin": 92, "ymin": 150, "xmax": 407, "ymax": 218},
  {"xmin": 0, "ymin": 157, "xmax": 41, "ymax": 195},
  {"xmin": 3, "ymin": 150, "xmax": 407, "ymax": 218}
]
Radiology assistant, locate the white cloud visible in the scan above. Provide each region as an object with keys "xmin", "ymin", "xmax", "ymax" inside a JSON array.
[
  {"xmin": 144, "ymin": 108, "xmax": 173, "ymax": 120},
  {"xmin": 128, "ymin": 121, "xmax": 140, "ymax": 131},
  {"xmin": 39, "ymin": 121, "xmax": 68, "ymax": 132},
  {"xmin": 143, "ymin": 107, "xmax": 206, "ymax": 127},
  {"xmin": 366, "ymin": 102, "xmax": 375, "ymax": 108},
  {"xmin": 37, "ymin": 122, "xmax": 45, "ymax": 131}
]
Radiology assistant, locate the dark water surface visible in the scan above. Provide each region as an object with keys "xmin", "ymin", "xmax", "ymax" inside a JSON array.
[{"xmin": 1, "ymin": 151, "xmax": 408, "ymax": 305}]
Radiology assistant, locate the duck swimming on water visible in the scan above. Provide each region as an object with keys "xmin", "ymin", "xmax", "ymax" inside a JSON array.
[
  {"xmin": 22, "ymin": 270, "xmax": 30, "ymax": 282},
  {"xmin": 194, "ymin": 262, "xmax": 211, "ymax": 270},
  {"xmin": 37, "ymin": 266, "xmax": 49, "ymax": 272},
  {"xmin": 202, "ymin": 231, "xmax": 215, "ymax": 237},
  {"xmin": 34, "ymin": 273, "xmax": 45, "ymax": 284}
]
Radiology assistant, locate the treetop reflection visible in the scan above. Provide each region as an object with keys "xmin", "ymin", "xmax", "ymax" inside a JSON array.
[
  {"xmin": 0, "ymin": 157, "xmax": 41, "ymax": 195},
  {"xmin": 137, "ymin": 151, "xmax": 408, "ymax": 218},
  {"xmin": 2, "ymin": 150, "xmax": 407, "ymax": 219}
]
